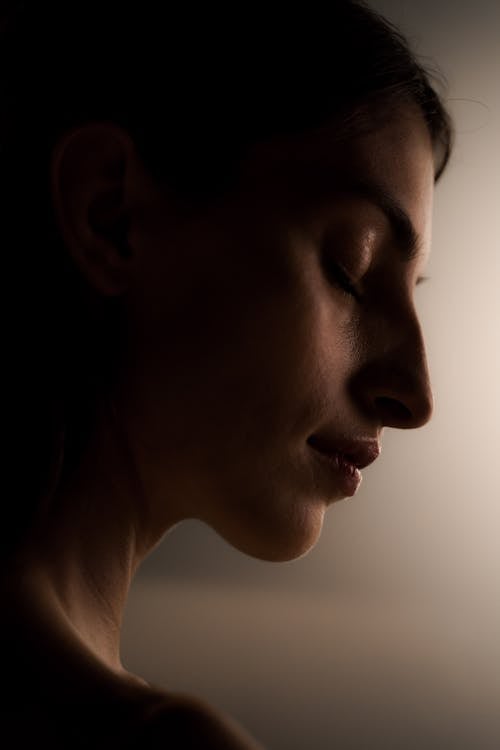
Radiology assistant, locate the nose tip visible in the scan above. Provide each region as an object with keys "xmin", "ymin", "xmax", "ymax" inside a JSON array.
[{"xmin": 352, "ymin": 336, "xmax": 434, "ymax": 430}]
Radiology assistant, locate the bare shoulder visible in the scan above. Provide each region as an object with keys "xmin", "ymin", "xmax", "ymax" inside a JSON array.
[
  {"xmin": 1, "ymin": 677, "xmax": 264, "ymax": 749},
  {"xmin": 0, "ymin": 572, "xmax": 263, "ymax": 747},
  {"xmin": 132, "ymin": 690, "xmax": 265, "ymax": 749}
]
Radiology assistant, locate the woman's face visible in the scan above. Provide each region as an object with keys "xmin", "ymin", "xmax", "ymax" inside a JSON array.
[{"xmin": 118, "ymin": 104, "xmax": 435, "ymax": 562}]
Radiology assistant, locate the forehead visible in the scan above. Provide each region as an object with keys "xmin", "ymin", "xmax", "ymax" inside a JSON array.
[{"xmin": 240, "ymin": 105, "xmax": 435, "ymax": 256}]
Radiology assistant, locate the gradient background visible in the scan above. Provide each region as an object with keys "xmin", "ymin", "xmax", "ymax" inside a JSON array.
[{"xmin": 121, "ymin": 2, "xmax": 500, "ymax": 747}]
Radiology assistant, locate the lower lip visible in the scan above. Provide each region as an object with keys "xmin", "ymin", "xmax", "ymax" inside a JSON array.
[{"xmin": 309, "ymin": 447, "xmax": 362, "ymax": 498}]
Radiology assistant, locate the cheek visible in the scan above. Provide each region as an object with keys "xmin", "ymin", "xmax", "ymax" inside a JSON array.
[{"xmin": 125, "ymin": 225, "xmax": 355, "ymax": 473}]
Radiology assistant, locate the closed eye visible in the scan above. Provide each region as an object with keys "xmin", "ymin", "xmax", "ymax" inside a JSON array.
[{"xmin": 324, "ymin": 259, "xmax": 362, "ymax": 301}]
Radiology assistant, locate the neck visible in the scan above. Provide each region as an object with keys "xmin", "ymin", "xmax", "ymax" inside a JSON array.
[
  {"xmin": 16, "ymin": 488, "xmax": 137, "ymax": 675},
  {"xmin": 12, "ymin": 397, "xmax": 159, "ymax": 677}
]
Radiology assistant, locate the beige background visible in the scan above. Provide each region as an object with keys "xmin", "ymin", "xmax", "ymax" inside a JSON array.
[{"xmin": 121, "ymin": 2, "xmax": 500, "ymax": 747}]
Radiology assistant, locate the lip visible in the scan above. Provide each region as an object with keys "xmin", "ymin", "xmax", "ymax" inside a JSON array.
[{"xmin": 307, "ymin": 434, "xmax": 381, "ymax": 498}]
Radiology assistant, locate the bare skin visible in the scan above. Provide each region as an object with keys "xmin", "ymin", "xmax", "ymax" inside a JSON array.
[{"xmin": 2, "ymin": 102, "xmax": 435, "ymax": 747}]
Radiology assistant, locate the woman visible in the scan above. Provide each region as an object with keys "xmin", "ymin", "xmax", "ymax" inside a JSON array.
[{"xmin": 1, "ymin": 1, "xmax": 452, "ymax": 747}]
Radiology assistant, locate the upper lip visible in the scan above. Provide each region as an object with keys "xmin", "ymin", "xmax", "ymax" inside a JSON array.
[{"xmin": 307, "ymin": 434, "xmax": 381, "ymax": 469}]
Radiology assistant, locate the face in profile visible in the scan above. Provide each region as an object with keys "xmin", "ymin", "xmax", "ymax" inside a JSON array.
[{"xmin": 55, "ymin": 103, "xmax": 435, "ymax": 565}]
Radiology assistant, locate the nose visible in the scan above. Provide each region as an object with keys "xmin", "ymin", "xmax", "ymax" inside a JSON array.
[{"xmin": 351, "ymin": 314, "xmax": 434, "ymax": 430}]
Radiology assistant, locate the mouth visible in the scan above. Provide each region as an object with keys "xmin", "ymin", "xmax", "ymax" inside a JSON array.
[{"xmin": 307, "ymin": 434, "xmax": 381, "ymax": 498}]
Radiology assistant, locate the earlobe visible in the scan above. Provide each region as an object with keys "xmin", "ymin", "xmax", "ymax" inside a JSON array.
[{"xmin": 50, "ymin": 122, "xmax": 136, "ymax": 296}]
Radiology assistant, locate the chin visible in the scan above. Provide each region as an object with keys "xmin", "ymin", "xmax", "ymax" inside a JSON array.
[{"xmin": 211, "ymin": 500, "xmax": 327, "ymax": 563}]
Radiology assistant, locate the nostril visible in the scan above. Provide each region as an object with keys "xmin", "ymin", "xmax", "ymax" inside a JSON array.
[{"xmin": 374, "ymin": 396, "xmax": 412, "ymax": 424}]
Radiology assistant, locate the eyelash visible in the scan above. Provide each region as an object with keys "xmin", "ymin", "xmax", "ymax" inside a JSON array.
[{"xmin": 324, "ymin": 259, "xmax": 362, "ymax": 301}]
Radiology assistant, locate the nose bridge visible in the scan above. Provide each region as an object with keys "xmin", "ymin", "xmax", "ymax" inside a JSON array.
[{"xmin": 354, "ymin": 305, "xmax": 434, "ymax": 429}]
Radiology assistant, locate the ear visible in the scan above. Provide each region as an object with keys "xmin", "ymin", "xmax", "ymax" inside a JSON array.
[{"xmin": 50, "ymin": 122, "xmax": 142, "ymax": 296}]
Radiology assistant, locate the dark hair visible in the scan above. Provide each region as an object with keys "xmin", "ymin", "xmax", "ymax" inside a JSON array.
[{"xmin": 2, "ymin": 1, "xmax": 453, "ymax": 558}]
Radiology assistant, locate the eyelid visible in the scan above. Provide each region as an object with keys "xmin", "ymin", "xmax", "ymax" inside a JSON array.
[
  {"xmin": 324, "ymin": 258, "xmax": 362, "ymax": 301},
  {"xmin": 416, "ymin": 275, "xmax": 430, "ymax": 285}
]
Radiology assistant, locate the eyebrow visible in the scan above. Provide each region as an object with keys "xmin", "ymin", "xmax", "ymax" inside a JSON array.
[
  {"xmin": 301, "ymin": 162, "xmax": 423, "ymax": 263},
  {"xmin": 333, "ymin": 178, "xmax": 422, "ymax": 262}
]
